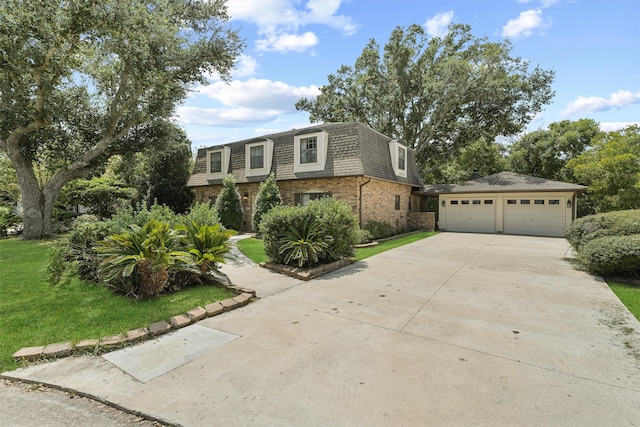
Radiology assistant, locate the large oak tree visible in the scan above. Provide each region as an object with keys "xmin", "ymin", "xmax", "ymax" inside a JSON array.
[
  {"xmin": 296, "ymin": 24, "xmax": 555, "ymax": 177},
  {"xmin": 0, "ymin": 0, "xmax": 243, "ymax": 239}
]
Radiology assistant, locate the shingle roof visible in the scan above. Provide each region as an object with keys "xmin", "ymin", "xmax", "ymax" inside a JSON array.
[
  {"xmin": 419, "ymin": 172, "xmax": 587, "ymax": 195},
  {"xmin": 187, "ymin": 122, "xmax": 423, "ymax": 188}
]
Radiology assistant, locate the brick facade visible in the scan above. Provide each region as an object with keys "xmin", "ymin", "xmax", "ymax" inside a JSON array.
[{"xmin": 192, "ymin": 176, "xmax": 420, "ymax": 231}]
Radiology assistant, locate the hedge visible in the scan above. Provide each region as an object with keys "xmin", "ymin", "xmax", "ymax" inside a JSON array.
[
  {"xmin": 566, "ymin": 209, "xmax": 640, "ymax": 251},
  {"xmin": 578, "ymin": 234, "xmax": 640, "ymax": 277}
]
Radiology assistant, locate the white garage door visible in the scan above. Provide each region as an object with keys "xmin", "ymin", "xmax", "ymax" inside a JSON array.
[
  {"xmin": 447, "ymin": 199, "xmax": 496, "ymax": 233},
  {"xmin": 503, "ymin": 197, "xmax": 565, "ymax": 237}
]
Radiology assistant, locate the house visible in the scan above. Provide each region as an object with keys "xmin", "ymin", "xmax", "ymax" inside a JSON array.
[
  {"xmin": 187, "ymin": 122, "xmax": 433, "ymax": 231},
  {"xmin": 419, "ymin": 172, "xmax": 587, "ymax": 237}
]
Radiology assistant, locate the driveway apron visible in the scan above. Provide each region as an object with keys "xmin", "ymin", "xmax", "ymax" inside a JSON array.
[{"xmin": 4, "ymin": 233, "xmax": 640, "ymax": 426}]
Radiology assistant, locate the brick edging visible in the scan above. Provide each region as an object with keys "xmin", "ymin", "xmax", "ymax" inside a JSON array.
[
  {"xmin": 12, "ymin": 288, "xmax": 256, "ymax": 365},
  {"xmin": 259, "ymin": 258, "xmax": 353, "ymax": 280}
]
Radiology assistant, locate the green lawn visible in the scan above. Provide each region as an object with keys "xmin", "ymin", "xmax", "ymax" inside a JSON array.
[
  {"xmin": 236, "ymin": 231, "xmax": 438, "ymax": 264},
  {"xmin": 0, "ymin": 238, "xmax": 234, "ymax": 373},
  {"xmin": 609, "ymin": 282, "xmax": 640, "ymax": 321}
]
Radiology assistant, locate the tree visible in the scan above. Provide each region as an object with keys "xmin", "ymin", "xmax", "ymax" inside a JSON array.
[
  {"xmin": 567, "ymin": 125, "xmax": 640, "ymax": 213},
  {"xmin": 423, "ymin": 138, "xmax": 508, "ymax": 184},
  {"xmin": 508, "ymin": 119, "xmax": 600, "ymax": 181},
  {"xmin": 215, "ymin": 174, "xmax": 243, "ymax": 231},
  {"xmin": 252, "ymin": 172, "xmax": 282, "ymax": 232},
  {"xmin": 296, "ymin": 24, "xmax": 554, "ymax": 177},
  {"xmin": 63, "ymin": 176, "xmax": 135, "ymax": 219},
  {"xmin": 0, "ymin": 0, "xmax": 243, "ymax": 239}
]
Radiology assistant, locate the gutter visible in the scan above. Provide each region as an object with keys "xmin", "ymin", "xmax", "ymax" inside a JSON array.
[{"xmin": 358, "ymin": 177, "xmax": 371, "ymax": 227}]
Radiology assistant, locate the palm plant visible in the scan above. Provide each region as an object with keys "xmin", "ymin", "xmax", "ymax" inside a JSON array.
[
  {"xmin": 97, "ymin": 219, "xmax": 198, "ymax": 298},
  {"xmin": 278, "ymin": 216, "xmax": 333, "ymax": 267},
  {"xmin": 179, "ymin": 221, "xmax": 236, "ymax": 272}
]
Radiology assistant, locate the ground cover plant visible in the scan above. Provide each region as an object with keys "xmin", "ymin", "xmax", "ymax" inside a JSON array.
[{"xmin": 0, "ymin": 238, "xmax": 235, "ymax": 373}]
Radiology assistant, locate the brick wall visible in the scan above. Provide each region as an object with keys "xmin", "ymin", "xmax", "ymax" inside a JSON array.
[
  {"xmin": 193, "ymin": 176, "xmax": 416, "ymax": 231},
  {"xmin": 407, "ymin": 212, "xmax": 435, "ymax": 231}
]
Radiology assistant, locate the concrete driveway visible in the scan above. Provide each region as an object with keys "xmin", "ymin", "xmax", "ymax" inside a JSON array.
[{"xmin": 4, "ymin": 233, "xmax": 640, "ymax": 426}]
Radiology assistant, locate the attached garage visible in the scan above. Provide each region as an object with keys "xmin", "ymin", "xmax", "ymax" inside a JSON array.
[{"xmin": 421, "ymin": 172, "xmax": 586, "ymax": 238}]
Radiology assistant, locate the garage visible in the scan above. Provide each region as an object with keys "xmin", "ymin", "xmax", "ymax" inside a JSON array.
[{"xmin": 420, "ymin": 172, "xmax": 586, "ymax": 237}]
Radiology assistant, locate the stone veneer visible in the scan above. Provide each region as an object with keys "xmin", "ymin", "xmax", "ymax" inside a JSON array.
[{"xmin": 193, "ymin": 176, "xmax": 421, "ymax": 231}]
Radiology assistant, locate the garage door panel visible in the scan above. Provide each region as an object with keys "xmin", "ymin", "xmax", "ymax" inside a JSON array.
[
  {"xmin": 503, "ymin": 198, "xmax": 565, "ymax": 237},
  {"xmin": 447, "ymin": 199, "xmax": 496, "ymax": 233}
]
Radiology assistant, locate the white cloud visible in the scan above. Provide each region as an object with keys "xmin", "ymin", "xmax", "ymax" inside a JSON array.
[
  {"xmin": 226, "ymin": 0, "xmax": 357, "ymax": 53},
  {"xmin": 502, "ymin": 9, "xmax": 551, "ymax": 39},
  {"xmin": 561, "ymin": 90, "xmax": 640, "ymax": 116},
  {"xmin": 177, "ymin": 79, "xmax": 320, "ymax": 127},
  {"xmin": 256, "ymin": 31, "xmax": 319, "ymax": 53},
  {"xmin": 599, "ymin": 122, "xmax": 640, "ymax": 132},
  {"xmin": 425, "ymin": 11, "xmax": 454, "ymax": 38},
  {"xmin": 202, "ymin": 54, "xmax": 260, "ymax": 82}
]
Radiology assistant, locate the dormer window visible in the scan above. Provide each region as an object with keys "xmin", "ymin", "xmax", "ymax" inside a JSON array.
[
  {"xmin": 245, "ymin": 138, "xmax": 274, "ymax": 177},
  {"xmin": 294, "ymin": 130, "xmax": 328, "ymax": 173},
  {"xmin": 206, "ymin": 146, "xmax": 231, "ymax": 179},
  {"xmin": 389, "ymin": 140, "xmax": 408, "ymax": 178}
]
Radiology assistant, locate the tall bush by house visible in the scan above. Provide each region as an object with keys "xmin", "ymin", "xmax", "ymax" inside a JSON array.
[
  {"xmin": 260, "ymin": 198, "xmax": 359, "ymax": 267},
  {"xmin": 565, "ymin": 209, "xmax": 640, "ymax": 250},
  {"xmin": 252, "ymin": 172, "xmax": 282, "ymax": 233},
  {"xmin": 215, "ymin": 174, "xmax": 243, "ymax": 231}
]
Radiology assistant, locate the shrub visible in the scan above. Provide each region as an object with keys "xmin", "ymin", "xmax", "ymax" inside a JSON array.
[
  {"xmin": 566, "ymin": 209, "xmax": 640, "ymax": 250},
  {"xmin": 363, "ymin": 219, "xmax": 397, "ymax": 240},
  {"xmin": 215, "ymin": 174, "xmax": 243, "ymax": 231},
  {"xmin": 180, "ymin": 202, "xmax": 220, "ymax": 227},
  {"xmin": 252, "ymin": 172, "xmax": 282, "ymax": 232},
  {"xmin": 0, "ymin": 208, "xmax": 21, "ymax": 237},
  {"xmin": 107, "ymin": 201, "xmax": 179, "ymax": 232},
  {"xmin": 578, "ymin": 234, "xmax": 640, "ymax": 277},
  {"xmin": 261, "ymin": 198, "xmax": 359, "ymax": 267},
  {"xmin": 97, "ymin": 220, "xmax": 199, "ymax": 299}
]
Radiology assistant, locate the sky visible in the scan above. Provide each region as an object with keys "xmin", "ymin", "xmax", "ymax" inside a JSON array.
[{"xmin": 174, "ymin": 0, "xmax": 640, "ymax": 149}]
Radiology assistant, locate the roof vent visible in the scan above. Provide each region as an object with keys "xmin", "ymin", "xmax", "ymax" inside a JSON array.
[{"xmin": 470, "ymin": 169, "xmax": 481, "ymax": 180}]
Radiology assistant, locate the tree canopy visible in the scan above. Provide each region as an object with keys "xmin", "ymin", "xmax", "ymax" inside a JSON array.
[
  {"xmin": 567, "ymin": 125, "xmax": 640, "ymax": 213},
  {"xmin": 0, "ymin": 0, "xmax": 243, "ymax": 238},
  {"xmin": 296, "ymin": 24, "xmax": 555, "ymax": 176}
]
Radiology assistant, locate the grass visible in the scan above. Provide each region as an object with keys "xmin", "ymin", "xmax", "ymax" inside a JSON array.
[
  {"xmin": 609, "ymin": 281, "xmax": 640, "ymax": 321},
  {"xmin": 0, "ymin": 238, "xmax": 235, "ymax": 373},
  {"xmin": 236, "ymin": 231, "xmax": 438, "ymax": 264}
]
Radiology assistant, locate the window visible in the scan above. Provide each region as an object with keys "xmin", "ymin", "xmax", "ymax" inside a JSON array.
[
  {"xmin": 209, "ymin": 152, "xmax": 222, "ymax": 173},
  {"xmin": 388, "ymin": 140, "xmax": 408, "ymax": 178},
  {"xmin": 451, "ymin": 200, "xmax": 459, "ymax": 205},
  {"xmin": 520, "ymin": 199, "xmax": 531, "ymax": 205},
  {"xmin": 294, "ymin": 192, "xmax": 332, "ymax": 206},
  {"xmin": 408, "ymin": 197, "xmax": 412, "ymax": 211},
  {"xmin": 206, "ymin": 146, "xmax": 231, "ymax": 178},
  {"xmin": 398, "ymin": 147, "xmax": 406, "ymax": 171},
  {"xmin": 507, "ymin": 199, "xmax": 517, "ymax": 205},
  {"xmin": 245, "ymin": 139, "xmax": 274, "ymax": 177},
  {"xmin": 461, "ymin": 200, "xmax": 470, "ymax": 205},
  {"xmin": 250, "ymin": 145, "xmax": 264, "ymax": 169},
  {"xmin": 300, "ymin": 137, "xmax": 317, "ymax": 164},
  {"xmin": 549, "ymin": 199, "xmax": 560, "ymax": 205},
  {"xmin": 472, "ymin": 200, "xmax": 481, "ymax": 205},
  {"xmin": 484, "ymin": 200, "xmax": 493, "ymax": 205},
  {"xmin": 294, "ymin": 130, "xmax": 329, "ymax": 173},
  {"xmin": 534, "ymin": 199, "xmax": 545, "ymax": 205},
  {"xmin": 395, "ymin": 195, "xmax": 401, "ymax": 210}
]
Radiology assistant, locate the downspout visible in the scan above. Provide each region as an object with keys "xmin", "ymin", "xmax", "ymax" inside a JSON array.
[{"xmin": 358, "ymin": 177, "xmax": 372, "ymax": 227}]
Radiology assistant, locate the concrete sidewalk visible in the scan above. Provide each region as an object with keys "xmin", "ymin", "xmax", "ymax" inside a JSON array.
[{"xmin": 3, "ymin": 233, "xmax": 640, "ymax": 426}]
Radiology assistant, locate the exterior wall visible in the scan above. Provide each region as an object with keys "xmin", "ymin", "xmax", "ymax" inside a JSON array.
[
  {"xmin": 192, "ymin": 176, "xmax": 416, "ymax": 231},
  {"xmin": 437, "ymin": 191, "xmax": 577, "ymax": 235},
  {"xmin": 407, "ymin": 212, "xmax": 435, "ymax": 231}
]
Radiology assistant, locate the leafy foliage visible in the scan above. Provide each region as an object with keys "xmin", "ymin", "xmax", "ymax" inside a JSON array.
[
  {"xmin": 296, "ymin": 23, "xmax": 554, "ymax": 178},
  {"xmin": 261, "ymin": 198, "xmax": 359, "ymax": 267},
  {"xmin": 252, "ymin": 172, "xmax": 282, "ymax": 232},
  {"xmin": 215, "ymin": 174, "xmax": 243, "ymax": 231},
  {"xmin": 0, "ymin": 0, "xmax": 243, "ymax": 238},
  {"xmin": 97, "ymin": 220, "xmax": 199, "ymax": 299},
  {"xmin": 567, "ymin": 125, "xmax": 640, "ymax": 213},
  {"xmin": 363, "ymin": 220, "xmax": 398, "ymax": 240},
  {"xmin": 278, "ymin": 217, "xmax": 332, "ymax": 267},
  {"xmin": 578, "ymin": 235, "xmax": 640, "ymax": 277},
  {"xmin": 0, "ymin": 207, "xmax": 21, "ymax": 237},
  {"xmin": 63, "ymin": 176, "xmax": 135, "ymax": 218},
  {"xmin": 565, "ymin": 210, "xmax": 640, "ymax": 251},
  {"xmin": 179, "ymin": 222, "xmax": 235, "ymax": 272}
]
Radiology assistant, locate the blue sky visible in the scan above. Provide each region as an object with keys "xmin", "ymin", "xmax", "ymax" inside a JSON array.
[{"xmin": 175, "ymin": 0, "xmax": 640, "ymax": 149}]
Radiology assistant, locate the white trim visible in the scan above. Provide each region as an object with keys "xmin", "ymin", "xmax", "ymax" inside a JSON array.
[
  {"xmin": 388, "ymin": 140, "xmax": 408, "ymax": 178},
  {"xmin": 245, "ymin": 139, "xmax": 274, "ymax": 177},
  {"xmin": 206, "ymin": 146, "xmax": 231, "ymax": 179},
  {"xmin": 294, "ymin": 130, "xmax": 328, "ymax": 173}
]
